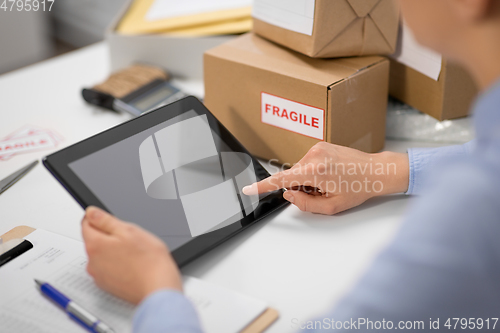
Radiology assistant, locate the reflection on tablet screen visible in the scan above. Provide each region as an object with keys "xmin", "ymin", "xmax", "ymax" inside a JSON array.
[
  {"xmin": 69, "ymin": 111, "xmax": 260, "ymax": 251},
  {"xmin": 139, "ymin": 114, "xmax": 259, "ymax": 237}
]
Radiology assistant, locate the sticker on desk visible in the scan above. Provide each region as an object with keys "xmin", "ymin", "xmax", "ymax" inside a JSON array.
[
  {"xmin": 0, "ymin": 126, "xmax": 63, "ymax": 161},
  {"xmin": 261, "ymin": 92, "xmax": 324, "ymax": 140}
]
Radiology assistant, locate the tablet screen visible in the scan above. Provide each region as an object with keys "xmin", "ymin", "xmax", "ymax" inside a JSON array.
[{"xmin": 68, "ymin": 110, "xmax": 260, "ymax": 251}]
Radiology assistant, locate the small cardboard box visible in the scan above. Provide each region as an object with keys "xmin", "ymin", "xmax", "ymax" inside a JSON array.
[
  {"xmin": 204, "ymin": 33, "xmax": 389, "ymax": 165},
  {"xmin": 106, "ymin": 0, "xmax": 237, "ymax": 79},
  {"xmin": 389, "ymin": 24, "xmax": 478, "ymax": 120},
  {"xmin": 252, "ymin": 0, "xmax": 400, "ymax": 58},
  {"xmin": 389, "ymin": 59, "xmax": 478, "ymax": 121}
]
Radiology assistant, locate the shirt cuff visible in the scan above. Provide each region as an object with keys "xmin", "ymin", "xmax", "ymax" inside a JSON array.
[
  {"xmin": 406, "ymin": 142, "xmax": 474, "ymax": 195},
  {"xmin": 133, "ymin": 289, "xmax": 203, "ymax": 333},
  {"xmin": 407, "ymin": 147, "xmax": 423, "ymax": 195}
]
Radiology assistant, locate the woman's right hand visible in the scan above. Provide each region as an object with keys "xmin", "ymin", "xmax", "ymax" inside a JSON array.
[{"xmin": 243, "ymin": 142, "xmax": 409, "ymax": 215}]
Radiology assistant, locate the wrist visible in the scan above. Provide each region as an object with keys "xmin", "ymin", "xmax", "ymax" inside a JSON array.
[
  {"xmin": 140, "ymin": 264, "xmax": 183, "ymax": 303},
  {"xmin": 371, "ymin": 151, "xmax": 409, "ymax": 195},
  {"xmin": 140, "ymin": 281, "xmax": 182, "ymax": 304}
]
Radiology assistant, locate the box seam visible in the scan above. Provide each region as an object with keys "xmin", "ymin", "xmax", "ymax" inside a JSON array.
[{"xmin": 327, "ymin": 57, "xmax": 387, "ymax": 89}]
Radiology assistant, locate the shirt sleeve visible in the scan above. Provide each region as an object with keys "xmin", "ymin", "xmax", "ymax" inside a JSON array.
[
  {"xmin": 133, "ymin": 290, "xmax": 204, "ymax": 333},
  {"xmin": 406, "ymin": 141, "xmax": 474, "ymax": 195},
  {"xmin": 302, "ymin": 152, "xmax": 500, "ymax": 332}
]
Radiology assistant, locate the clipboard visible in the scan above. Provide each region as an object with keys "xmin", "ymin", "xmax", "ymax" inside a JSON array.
[
  {"xmin": 0, "ymin": 225, "xmax": 36, "ymax": 267},
  {"xmin": 242, "ymin": 308, "xmax": 279, "ymax": 333},
  {"xmin": 1, "ymin": 225, "xmax": 36, "ymax": 243},
  {"xmin": 0, "ymin": 226, "xmax": 279, "ymax": 333}
]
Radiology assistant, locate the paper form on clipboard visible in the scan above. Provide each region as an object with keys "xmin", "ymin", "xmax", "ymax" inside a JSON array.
[{"xmin": 0, "ymin": 229, "xmax": 273, "ymax": 333}]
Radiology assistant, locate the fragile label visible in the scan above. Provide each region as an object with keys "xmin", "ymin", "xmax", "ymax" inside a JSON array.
[
  {"xmin": 261, "ymin": 92, "xmax": 324, "ymax": 140},
  {"xmin": 0, "ymin": 126, "xmax": 63, "ymax": 161}
]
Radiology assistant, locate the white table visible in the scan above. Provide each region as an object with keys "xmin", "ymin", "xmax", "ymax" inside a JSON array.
[{"xmin": 0, "ymin": 43, "xmax": 448, "ymax": 332}]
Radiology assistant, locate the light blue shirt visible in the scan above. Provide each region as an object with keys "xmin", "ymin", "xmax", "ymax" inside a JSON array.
[{"xmin": 133, "ymin": 80, "xmax": 500, "ymax": 333}]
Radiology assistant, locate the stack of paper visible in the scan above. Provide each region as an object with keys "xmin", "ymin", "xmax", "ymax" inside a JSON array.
[{"xmin": 117, "ymin": 0, "xmax": 253, "ymax": 37}]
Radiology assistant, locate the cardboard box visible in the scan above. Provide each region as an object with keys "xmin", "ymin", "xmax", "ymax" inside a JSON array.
[
  {"xmin": 389, "ymin": 59, "xmax": 478, "ymax": 121},
  {"xmin": 106, "ymin": 0, "xmax": 238, "ymax": 79},
  {"xmin": 204, "ymin": 33, "xmax": 389, "ymax": 165},
  {"xmin": 252, "ymin": 0, "xmax": 400, "ymax": 58},
  {"xmin": 389, "ymin": 24, "xmax": 478, "ymax": 120}
]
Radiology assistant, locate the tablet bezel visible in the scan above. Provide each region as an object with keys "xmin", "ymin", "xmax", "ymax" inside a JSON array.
[{"xmin": 43, "ymin": 96, "xmax": 288, "ymax": 267}]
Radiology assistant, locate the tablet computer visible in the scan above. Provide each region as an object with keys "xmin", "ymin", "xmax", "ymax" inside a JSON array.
[{"xmin": 43, "ymin": 96, "xmax": 288, "ymax": 266}]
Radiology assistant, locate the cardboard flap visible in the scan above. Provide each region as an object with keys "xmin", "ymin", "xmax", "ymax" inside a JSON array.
[
  {"xmin": 347, "ymin": 0, "xmax": 382, "ymax": 17},
  {"xmin": 312, "ymin": 0, "xmax": 359, "ymax": 56},
  {"xmin": 210, "ymin": 34, "xmax": 359, "ymax": 86},
  {"xmin": 361, "ymin": 17, "xmax": 393, "ymax": 54},
  {"xmin": 368, "ymin": 0, "xmax": 400, "ymax": 52},
  {"xmin": 312, "ymin": 0, "xmax": 397, "ymax": 57}
]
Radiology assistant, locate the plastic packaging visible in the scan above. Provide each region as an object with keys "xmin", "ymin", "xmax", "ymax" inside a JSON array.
[{"xmin": 386, "ymin": 98, "xmax": 474, "ymax": 144}]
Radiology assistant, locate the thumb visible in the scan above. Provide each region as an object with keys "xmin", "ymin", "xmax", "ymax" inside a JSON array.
[
  {"xmin": 283, "ymin": 191, "xmax": 342, "ymax": 215},
  {"xmin": 85, "ymin": 206, "xmax": 122, "ymax": 235}
]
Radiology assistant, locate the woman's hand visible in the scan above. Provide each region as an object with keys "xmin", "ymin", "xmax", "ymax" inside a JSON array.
[
  {"xmin": 243, "ymin": 142, "xmax": 409, "ymax": 215},
  {"xmin": 81, "ymin": 206, "xmax": 182, "ymax": 305}
]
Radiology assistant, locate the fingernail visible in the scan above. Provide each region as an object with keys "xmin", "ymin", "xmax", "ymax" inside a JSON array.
[
  {"xmin": 87, "ymin": 206, "xmax": 104, "ymax": 220},
  {"xmin": 242, "ymin": 184, "xmax": 255, "ymax": 195},
  {"xmin": 283, "ymin": 191, "xmax": 294, "ymax": 203}
]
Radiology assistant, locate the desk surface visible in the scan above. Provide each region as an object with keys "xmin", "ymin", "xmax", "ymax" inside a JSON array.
[{"xmin": 0, "ymin": 43, "xmax": 449, "ymax": 332}]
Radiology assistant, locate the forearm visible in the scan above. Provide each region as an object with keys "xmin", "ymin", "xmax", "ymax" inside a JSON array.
[
  {"xmin": 407, "ymin": 141, "xmax": 474, "ymax": 195},
  {"xmin": 304, "ymin": 157, "xmax": 500, "ymax": 332},
  {"xmin": 371, "ymin": 141, "xmax": 474, "ymax": 197}
]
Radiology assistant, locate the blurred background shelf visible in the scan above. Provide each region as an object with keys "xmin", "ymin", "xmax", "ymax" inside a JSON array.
[{"xmin": 0, "ymin": 0, "xmax": 127, "ymax": 75}]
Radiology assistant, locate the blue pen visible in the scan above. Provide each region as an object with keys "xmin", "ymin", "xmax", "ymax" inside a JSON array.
[{"xmin": 35, "ymin": 279, "xmax": 115, "ymax": 333}]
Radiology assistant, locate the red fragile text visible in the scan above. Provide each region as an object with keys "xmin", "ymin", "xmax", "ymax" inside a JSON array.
[
  {"xmin": 0, "ymin": 138, "xmax": 49, "ymax": 152},
  {"xmin": 265, "ymin": 104, "xmax": 319, "ymax": 128}
]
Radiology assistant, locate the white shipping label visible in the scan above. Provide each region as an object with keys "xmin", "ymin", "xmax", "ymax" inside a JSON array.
[
  {"xmin": 390, "ymin": 23, "xmax": 443, "ymax": 81},
  {"xmin": 261, "ymin": 92, "xmax": 324, "ymax": 141},
  {"xmin": 252, "ymin": 0, "xmax": 316, "ymax": 36}
]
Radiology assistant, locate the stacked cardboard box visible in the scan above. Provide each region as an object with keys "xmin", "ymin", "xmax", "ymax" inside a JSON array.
[
  {"xmin": 252, "ymin": 0, "xmax": 400, "ymax": 58},
  {"xmin": 204, "ymin": 0, "xmax": 400, "ymax": 165},
  {"xmin": 389, "ymin": 24, "xmax": 478, "ymax": 120}
]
